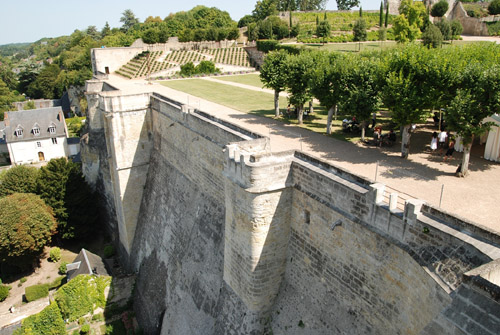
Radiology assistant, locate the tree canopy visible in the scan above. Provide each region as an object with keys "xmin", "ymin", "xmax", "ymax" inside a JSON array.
[
  {"xmin": 37, "ymin": 158, "xmax": 98, "ymax": 240},
  {"xmin": 336, "ymin": 0, "xmax": 360, "ymax": 10},
  {"xmin": 0, "ymin": 193, "xmax": 57, "ymax": 270},
  {"xmin": 0, "ymin": 165, "xmax": 39, "ymax": 197}
]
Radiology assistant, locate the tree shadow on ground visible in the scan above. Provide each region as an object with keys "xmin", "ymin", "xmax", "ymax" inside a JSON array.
[{"xmin": 228, "ymin": 111, "xmax": 498, "ymax": 183}]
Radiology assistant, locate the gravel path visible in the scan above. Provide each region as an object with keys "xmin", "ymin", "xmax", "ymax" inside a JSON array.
[{"xmin": 108, "ymin": 75, "xmax": 500, "ymax": 235}]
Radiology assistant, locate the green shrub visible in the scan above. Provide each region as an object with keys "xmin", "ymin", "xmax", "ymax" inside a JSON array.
[
  {"xmin": 353, "ymin": 19, "xmax": 368, "ymax": 42},
  {"xmin": 489, "ymin": 0, "xmax": 500, "ymax": 15},
  {"xmin": 431, "ymin": 0, "xmax": 449, "ymax": 17},
  {"xmin": 49, "ymin": 276, "xmax": 66, "ymax": 290},
  {"xmin": 422, "ymin": 24, "xmax": 443, "ymax": 48},
  {"xmin": 487, "ymin": 20, "xmax": 500, "ymax": 36},
  {"xmin": 256, "ymin": 40, "xmax": 279, "ymax": 53},
  {"xmin": 78, "ymin": 317, "xmax": 86, "ymax": 325},
  {"xmin": 50, "ymin": 247, "xmax": 61, "ymax": 262},
  {"xmin": 436, "ymin": 20, "xmax": 452, "ymax": 40},
  {"xmin": 80, "ymin": 324, "xmax": 90, "ymax": 334},
  {"xmin": 378, "ymin": 27, "xmax": 387, "ymax": 41},
  {"xmin": 92, "ymin": 313, "xmax": 104, "ymax": 322},
  {"xmin": 450, "ymin": 19, "xmax": 463, "ymax": 38},
  {"xmin": 20, "ymin": 277, "xmax": 27, "ymax": 283},
  {"xmin": 0, "ymin": 285, "xmax": 9, "ymax": 302},
  {"xmin": 59, "ymin": 261, "xmax": 68, "ymax": 275},
  {"xmin": 103, "ymin": 245, "xmax": 115, "ymax": 258},
  {"xmin": 179, "ymin": 62, "xmax": 195, "ymax": 77},
  {"xmin": 14, "ymin": 301, "xmax": 65, "ymax": 335},
  {"xmin": 25, "ymin": 284, "xmax": 49, "ymax": 302}
]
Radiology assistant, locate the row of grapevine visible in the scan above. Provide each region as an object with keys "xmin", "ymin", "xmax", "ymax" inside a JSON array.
[{"xmin": 115, "ymin": 48, "xmax": 252, "ymax": 79}]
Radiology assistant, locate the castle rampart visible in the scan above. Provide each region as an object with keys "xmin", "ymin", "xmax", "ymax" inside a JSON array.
[{"xmin": 84, "ymin": 79, "xmax": 500, "ymax": 334}]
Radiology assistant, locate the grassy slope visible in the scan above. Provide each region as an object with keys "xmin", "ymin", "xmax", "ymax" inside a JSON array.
[{"xmin": 215, "ymin": 74, "xmax": 263, "ymax": 88}]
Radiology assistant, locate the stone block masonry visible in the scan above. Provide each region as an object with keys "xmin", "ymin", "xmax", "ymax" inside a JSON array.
[{"xmin": 84, "ymin": 79, "xmax": 500, "ymax": 335}]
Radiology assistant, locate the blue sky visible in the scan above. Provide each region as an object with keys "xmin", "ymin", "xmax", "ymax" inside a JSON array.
[{"xmin": 0, "ymin": 0, "xmax": 382, "ymax": 45}]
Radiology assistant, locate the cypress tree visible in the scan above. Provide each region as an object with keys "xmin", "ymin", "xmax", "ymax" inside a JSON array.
[
  {"xmin": 380, "ymin": 2, "xmax": 384, "ymax": 27},
  {"xmin": 360, "ymin": 7, "xmax": 363, "ymax": 17},
  {"xmin": 324, "ymin": 12, "xmax": 327, "ymax": 20},
  {"xmin": 289, "ymin": 10, "xmax": 292, "ymax": 27},
  {"xmin": 316, "ymin": 15, "xmax": 319, "ymax": 25},
  {"xmin": 385, "ymin": 3, "xmax": 389, "ymax": 27}
]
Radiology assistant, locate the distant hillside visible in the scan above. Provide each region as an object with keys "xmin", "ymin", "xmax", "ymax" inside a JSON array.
[{"xmin": 0, "ymin": 43, "xmax": 31, "ymax": 57}]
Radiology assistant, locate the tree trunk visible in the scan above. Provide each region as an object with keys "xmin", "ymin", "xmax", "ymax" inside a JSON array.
[
  {"xmin": 309, "ymin": 100, "xmax": 313, "ymax": 115},
  {"xmin": 326, "ymin": 105, "xmax": 335, "ymax": 134},
  {"xmin": 401, "ymin": 125, "xmax": 411, "ymax": 158},
  {"xmin": 361, "ymin": 121, "xmax": 367, "ymax": 141},
  {"xmin": 297, "ymin": 104, "xmax": 304, "ymax": 125},
  {"xmin": 274, "ymin": 90, "xmax": 280, "ymax": 118},
  {"xmin": 459, "ymin": 143, "xmax": 472, "ymax": 177}
]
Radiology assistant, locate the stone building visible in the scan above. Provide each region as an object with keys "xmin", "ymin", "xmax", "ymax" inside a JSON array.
[{"xmin": 1, "ymin": 107, "xmax": 71, "ymax": 165}]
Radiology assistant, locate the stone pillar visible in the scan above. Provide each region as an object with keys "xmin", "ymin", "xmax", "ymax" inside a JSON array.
[{"xmin": 223, "ymin": 145, "xmax": 293, "ymax": 312}]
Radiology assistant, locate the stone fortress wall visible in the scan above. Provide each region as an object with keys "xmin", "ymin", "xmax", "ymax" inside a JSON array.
[{"xmin": 83, "ymin": 77, "xmax": 500, "ymax": 334}]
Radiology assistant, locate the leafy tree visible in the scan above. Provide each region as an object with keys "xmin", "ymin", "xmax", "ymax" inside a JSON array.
[
  {"xmin": 311, "ymin": 52, "xmax": 345, "ymax": 134},
  {"xmin": 238, "ymin": 15, "xmax": 255, "ymax": 28},
  {"xmin": 120, "ymin": 9, "xmax": 140, "ymax": 32},
  {"xmin": 336, "ymin": 0, "xmax": 360, "ymax": 10},
  {"xmin": 489, "ymin": 0, "xmax": 500, "ymax": 15},
  {"xmin": 260, "ymin": 50, "xmax": 289, "ymax": 117},
  {"xmin": 392, "ymin": 14, "xmax": 420, "ymax": 43},
  {"xmin": 286, "ymin": 52, "xmax": 317, "ymax": 124},
  {"xmin": 86, "ymin": 26, "xmax": 100, "ymax": 40},
  {"xmin": 295, "ymin": 0, "xmax": 328, "ymax": 10},
  {"xmin": 0, "ymin": 285, "xmax": 8, "ymax": 302},
  {"xmin": 196, "ymin": 60, "xmax": 219, "ymax": 74},
  {"xmin": 353, "ymin": 19, "xmax": 368, "ymax": 42},
  {"xmin": 101, "ymin": 22, "xmax": 111, "ymax": 37},
  {"xmin": 0, "ymin": 165, "xmax": 39, "ymax": 197},
  {"xmin": 253, "ymin": 0, "xmax": 278, "ymax": 21},
  {"xmin": 26, "ymin": 64, "xmax": 63, "ymax": 99},
  {"xmin": 0, "ymin": 79, "xmax": 16, "ymax": 117},
  {"xmin": 37, "ymin": 158, "xmax": 98, "ymax": 240},
  {"xmin": 436, "ymin": 20, "xmax": 452, "ymax": 40},
  {"xmin": 447, "ymin": 64, "xmax": 500, "ymax": 176},
  {"xmin": 341, "ymin": 56, "xmax": 380, "ymax": 140},
  {"xmin": 144, "ymin": 16, "xmax": 162, "ymax": 24},
  {"xmin": 431, "ymin": 0, "xmax": 449, "ymax": 17},
  {"xmin": 381, "ymin": 45, "xmax": 433, "ymax": 157},
  {"xmin": 0, "ymin": 193, "xmax": 57, "ymax": 271},
  {"xmin": 422, "ymin": 24, "xmax": 443, "ymax": 48},
  {"xmin": 316, "ymin": 20, "xmax": 331, "ymax": 42},
  {"xmin": 0, "ymin": 64, "xmax": 18, "ymax": 91}
]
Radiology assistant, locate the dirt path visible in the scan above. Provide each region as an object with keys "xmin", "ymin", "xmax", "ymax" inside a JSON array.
[{"xmin": 108, "ymin": 75, "xmax": 500, "ymax": 234}]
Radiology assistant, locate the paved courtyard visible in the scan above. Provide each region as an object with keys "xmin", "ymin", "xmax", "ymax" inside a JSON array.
[{"xmin": 107, "ymin": 75, "xmax": 500, "ymax": 235}]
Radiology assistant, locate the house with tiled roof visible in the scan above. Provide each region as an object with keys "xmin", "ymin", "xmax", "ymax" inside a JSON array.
[
  {"xmin": 66, "ymin": 248, "xmax": 109, "ymax": 281},
  {"xmin": 2, "ymin": 107, "xmax": 72, "ymax": 165}
]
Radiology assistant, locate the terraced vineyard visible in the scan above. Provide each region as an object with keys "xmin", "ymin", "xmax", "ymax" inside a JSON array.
[{"xmin": 115, "ymin": 47, "xmax": 252, "ymax": 79}]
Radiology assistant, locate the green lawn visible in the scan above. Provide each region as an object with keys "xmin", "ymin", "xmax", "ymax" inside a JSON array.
[
  {"xmin": 160, "ymin": 78, "xmax": 393, "ymax": 142},
  {"xmin": 216, "ymin": 73, "xmax": 263, "ymax": 88},
  {"xmin": 160, "ymin": 79, "xmax": 288, "ymax": 116}
]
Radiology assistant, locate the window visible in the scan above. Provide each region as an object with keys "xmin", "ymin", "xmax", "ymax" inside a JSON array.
[
  {"xmin": 15, "ymin": 128, "xmax": 23, "ymax": 137},
  {"xmin": 36, "ymin": 142, "xmax": 41, "ymax": 148},
  {"xmin": 52, "ymin": 138, "xmax": 57, "ymax": 144},
  {"xmin": 33, "ymin": 127, "xmax": 40, "ymax": 136},
  {"xmin": 49, "ymin": 126, "xmax": 56, "ymax": 134}
]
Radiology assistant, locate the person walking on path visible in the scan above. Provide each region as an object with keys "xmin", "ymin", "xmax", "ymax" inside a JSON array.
[
  {"xmin": 371, "ymin": 112, "xmax": 377, "ymax": 129},
  {"xmin": 430, "ymin": 132, "xmax": 438, "ymax": 152},
  {"xmin": 438, "ymin": 130, "xmax": 448, "ymax": 153},
  {"xmin": 443, "ymin": 138, "xmax": 456, "ymax": 161}
]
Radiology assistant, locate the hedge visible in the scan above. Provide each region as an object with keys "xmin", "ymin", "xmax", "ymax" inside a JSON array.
[
  {"xmin": 256, "ymin": 40, "xmax": 301, "ymax": 54},
  {"xmin": 25, "ymin": 284, "xmax": 49, "ymax": 302},
  {"xmin": 13, "ymin": 301, "xmax": 65, "ymax": 335},
  {"xmin": 0, "ymin": 285, "xmax": 9, "ymax": 302}
]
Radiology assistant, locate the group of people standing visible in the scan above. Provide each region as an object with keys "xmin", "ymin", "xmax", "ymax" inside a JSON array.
[{"xmin": 430, "ymin": 130, "xmax": 456, "ymax": 161}]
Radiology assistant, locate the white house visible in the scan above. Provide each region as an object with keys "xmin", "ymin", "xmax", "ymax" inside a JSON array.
[{"xmin": 2, "ymin": 107, "xmax": 72, "ymax": 165}]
